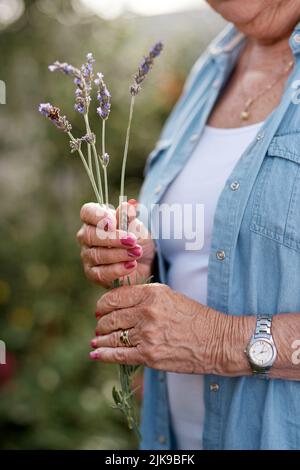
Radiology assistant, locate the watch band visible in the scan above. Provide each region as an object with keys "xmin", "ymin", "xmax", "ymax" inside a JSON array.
[
  {"xmin": 252, "ymin": 314, "xmax": 273, "ymax": 379},
  {"xmin": 254, "ymin": 314, "xmax": 272, "ymax": 339}
]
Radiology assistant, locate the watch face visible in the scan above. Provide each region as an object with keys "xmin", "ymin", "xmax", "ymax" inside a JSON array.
[{"xmin": 249, "ymin": 340, "xmax": 274, "ymax": 367}]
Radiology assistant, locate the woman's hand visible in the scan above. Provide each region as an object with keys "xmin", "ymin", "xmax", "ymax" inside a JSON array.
[
  {"xmin": 89, "ymin": 283, "xmax": 232, "ymax": 374},
  {"xmin": 77, "ymin": 201, "xmax": 156, "ymax": 288}
]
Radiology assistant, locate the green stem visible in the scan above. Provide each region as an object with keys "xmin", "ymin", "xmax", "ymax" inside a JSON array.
[
  {"xmin": 84, "ymin": 114, "xmax": 104, "ymax": 203},
  {"xmin": 102, "ymin": 119, "xmax": 109, "ymax": 206},
  {"xmin": 87, "ymin": 142, "xmax": 92, "ymax": 172},
  {"xmin": 120, "ymin": 95, "xmax": 135, "ymax": 199},
  {"xmin": 68, "ymin": 132, "xmax": 102, "ymax": 205},
  {"xmin": 91, "ymin": 142, "xmax": 104, "ymax": 204}
]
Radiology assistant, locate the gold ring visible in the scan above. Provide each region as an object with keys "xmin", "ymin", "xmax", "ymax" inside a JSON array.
[{"xmin": 120, "ymin": 329, "xmax": 133, "ymax": 347}]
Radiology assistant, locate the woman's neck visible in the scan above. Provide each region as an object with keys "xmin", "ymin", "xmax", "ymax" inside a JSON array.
[{"xmin": 238, "ymin": 34, "xmax": 294, "ymax": 72}]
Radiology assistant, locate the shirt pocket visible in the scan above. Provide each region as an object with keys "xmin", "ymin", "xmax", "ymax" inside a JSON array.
[
  {"xmin": 143, "ymin": 138, "xmax": 172, "ymax": 176},
  {"xmin": 250, "ymin": 133, "xmax": 300, "ymax": 252}
]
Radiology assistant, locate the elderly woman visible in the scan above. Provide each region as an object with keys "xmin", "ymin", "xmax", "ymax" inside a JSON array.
[{"xmin": 77, "ymin": 0, "xmax": 300, "ymax": 450}]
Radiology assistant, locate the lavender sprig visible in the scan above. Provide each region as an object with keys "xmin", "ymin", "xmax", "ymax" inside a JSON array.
[
  {"xmin": 95, "ymin": 72, "xmax": 111, "ymax": 205},
  {"xmin": 130, "ymin": 41, "xmax": 163, "ymax": 96},
  {"xmin": 120, "ymin": 41, "xmax": 164, "ymax": 200},
  {"xmin": 38, "ymin": 102, "xmax": 101, "ymax": 205}
]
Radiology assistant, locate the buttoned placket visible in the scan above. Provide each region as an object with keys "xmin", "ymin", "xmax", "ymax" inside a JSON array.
[{"xmin": 204, "ymin": 39, "xmax": 300, "ymax": 448}]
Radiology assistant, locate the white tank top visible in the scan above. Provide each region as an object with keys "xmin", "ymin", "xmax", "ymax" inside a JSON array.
[{"xmin": 159, "ymin": 122, "xmax": 263, "ymax": 450}]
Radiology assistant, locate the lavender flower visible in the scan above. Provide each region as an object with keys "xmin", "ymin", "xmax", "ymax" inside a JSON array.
[
  {"xmin": 48, "ymin": 61, "xmax": 81, "ymax": 78},
  {"xmin": 72, "ymin": 52, "xmax": 95, "ymax": 114},
  {"xmin": 130, "ymin": 41, "xmax": 164, "ymax": 96},
  {"xmin": 95, "ymin": 72, "xmax": 111, "ymax": 120},
  {"xmin": 38, "ymin": 103, "xmax": 72, "ymax": 132},
  {"xmin": 102, "ymin": 152, "xmax": 109, "ymax": 167},
  {"xmin": 69, "ymin": 138, "xmax": 81, "ymax": 153},
  {"xmin": 80, "ymin": 132, "xmax": 96, "ymax": 145},
  {"xmin": 49, "ymin": 54, "xmax": 95, "ymax": 115}
]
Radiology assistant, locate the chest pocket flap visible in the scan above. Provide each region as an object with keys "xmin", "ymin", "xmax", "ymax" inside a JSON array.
[{"xmin": 250, "ymin": 131, "xmax": 300, "ymax": 252}]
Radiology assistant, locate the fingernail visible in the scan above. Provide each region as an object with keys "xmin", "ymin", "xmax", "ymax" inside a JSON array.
[
  {"xmin": 95, "ymin": 311, "xmax": 101, "ymax": 318},
  {"xmin": 95, "ymin": 331, "xmax": 100, "ymax": 337},
  {"xmin": 90, "ymin": 351, "xmax": 100, "ymax": 360},
  {"xmin": 103, "ymin": 218, "xmax": 113, "ymax": 232},
  {"xmin": 121, "ymin": 235, "xmax": 136, "ymax": 247},
  {"xmin": 91, "ymin": 339, "xmax": 98, "ymax": 348},
  {"xmin": 124, "ymin": 261, "xmax": 136, "ymax": 270},
  {"xmin": 128, "ymin": 199, "xmax": 137, "ymax": 206},
  {"xmin": 128, "ymin": 246, "xmax": 142, "ymax": 257}
]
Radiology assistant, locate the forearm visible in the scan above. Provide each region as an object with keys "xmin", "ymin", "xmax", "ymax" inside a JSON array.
[{"xmin": 209, "ymin": 311, "xmax": 300, "ymax": 380}]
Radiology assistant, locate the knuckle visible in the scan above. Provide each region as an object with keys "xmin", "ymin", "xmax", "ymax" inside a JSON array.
[
  {"xmin": 113, "ymin": 331, "xmax": 120, "ymax": 347},
  {"xmin": 85, "ymin": 225, "xmax": 94, "ymax": 246},
  {"xmin": 106, "ymin": 290, "xmax": 122, "ymax": 309},
  {"xmin": 95, "ymin": 268, "xmax": 106, "ymax": 285},
  {"xmin": 143, "ymin": 346, "xmax": 156, "ymax": 366},
  {"xmin": 80, "ymin": 247, "xmax": 86, "ymax": 261},
  {"xmin": 83, "ymin": 264, "xmax": 95, "ymax": 282},
  {"xmin": 143, "ymin": 304, "xmax": 156, "ymax": 320},
  {"xmin": 80, "ymin": 204, "xmax": 88, "ymax": 221},
  {"xmin": 107, "ymin": 312, "xmax": 117, "ymax": 331},
  {"xmin": 76, "ymin": 226, "xmax": 84, "ymax": 244},
  {"xmin": 115, "ymin": 349, "xmax": 126, "ymax": 363},
  {"xmin": 90, "ymin": 247, "xmax": 101, "ymax": 265}
]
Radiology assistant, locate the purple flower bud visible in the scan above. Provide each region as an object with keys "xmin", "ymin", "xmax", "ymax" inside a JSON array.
[
  {"xmin": 80, "ymin": 133, "xmax": 96, "ymax": 145},
  {"xmin": 74, "ymin": 102, "xmax": 85, "ymax": 114},
  {"xmin": 39, "ymin": 103, "xmax": 72, "ymax": 132},
  {"xmin": 70, "ymin": 139, "xmax": 81, "ymax": 153},
  {"xmin": 86, "ymin": 52, "xmax": 95, "ymax": 63},
  {"xmin": 48, "ymin": 61, "xmax": 80, "ymax": 78},
  {"xmin": 130, "ymin": 41, "xmax": 164, "ymax": 96},
  {"xmin": 102, "ymin": 153, "xmax": 109, "ymax": 167},
  {"xmin": 95, "ymin": 72, "xmax": 111, "ymax": 120}
]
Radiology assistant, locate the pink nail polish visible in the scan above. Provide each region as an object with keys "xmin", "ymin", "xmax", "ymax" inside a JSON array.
[
  {"xmin": 124, "ymin": 261, "xmax": 136, "ymax": 270},
  {"xmin": 91, "ymin": 339, "xmax": 97, "ymax": 348},
  {"xmin": 90, "ymin": 351, "xmax": 100, "ymax": 359},
  {"xmin": 121, "ymin": 236, "xmax": 136, "ymax": 247},
  {"xmin": 95, "ymin": 331, "xmax": 100, "ymax": 337},
  {"xmin": 95, "ymin": 311, "xmax": 101, "ymax": 318},
  {"xmin": 128, "ymin": 246, "xmax": 142, "ymax": 257},
  {"xmin": 103, "ymin": 218, "xmax": 113, "ymax": 232},
  {"xmin": 128, "ymin": 199, "xmax": 137, "ymax": 206}
]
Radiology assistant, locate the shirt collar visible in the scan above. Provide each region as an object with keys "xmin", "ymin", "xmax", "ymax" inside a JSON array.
[{"xmin": 289, "ymin": 21, "xmax": 300, "ymax": 56}]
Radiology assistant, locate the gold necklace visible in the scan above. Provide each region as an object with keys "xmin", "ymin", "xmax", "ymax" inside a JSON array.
[{"xmin": 240, "ymin": 60, "xmax": 294, "ymax": 121}]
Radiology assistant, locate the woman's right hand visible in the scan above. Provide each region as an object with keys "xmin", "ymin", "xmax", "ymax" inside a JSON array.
[{"xmin": 77, "ymin": 201, "xmax": 156, "ymax": 288}]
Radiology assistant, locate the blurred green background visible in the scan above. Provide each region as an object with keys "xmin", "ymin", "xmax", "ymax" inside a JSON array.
[{"xmin": 0, "ymin": 0, "xmax": 223, "ymax": 450}]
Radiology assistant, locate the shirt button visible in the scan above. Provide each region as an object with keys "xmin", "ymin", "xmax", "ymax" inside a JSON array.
[
  {"xmin": 212, "ymin": 79, "xmax": 221, "ymax": 88},
  {"xmin": 157, "ymin": 435, "xmax": 167, "ymax": 444},
  {"xmin": 256, "ymin": 132, "xmax": 265, "ymax": 141},
  {"xmin": 210, "ymin": 383, "xmax": 219, "ymax": 392},
  {"xmin": 216, "ymin": 250, "xmax": 226, "ymax": 261},
  {"xmin": 190, "ymin": 133, "xmax": 199, "ymax": 142},
  {"xmin": 154, "ymin": 184, "xmax": 162, "ymax": 194},
  {"xmin": 230, "ymin": 181, "xmax": 240, "ymax": 191},
  {"xmin": 294, "ymin": 33, "xmax": 300, "ymax": 43},
  {"xmin": 210, "ymin": 45, "xmax": 222, "ymax": 56}
]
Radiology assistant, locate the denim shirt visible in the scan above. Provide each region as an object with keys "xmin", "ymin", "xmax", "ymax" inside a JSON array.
[{"xmin": 138, "ymin": 22, "xmax": 300, "ymax": 450}]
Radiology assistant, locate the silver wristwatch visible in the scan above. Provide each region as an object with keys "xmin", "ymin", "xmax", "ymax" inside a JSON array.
[{"xmin": 245, "ymin": 315, "xmax": 277, "ymax": 379}]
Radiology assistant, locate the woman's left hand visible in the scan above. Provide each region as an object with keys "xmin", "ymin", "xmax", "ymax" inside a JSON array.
[{"xmin": 90, "ymin": 283, "xmax": 228, "ymax": 374}]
